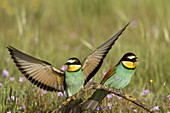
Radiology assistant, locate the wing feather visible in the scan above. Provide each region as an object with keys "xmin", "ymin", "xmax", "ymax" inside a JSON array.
[
  {"xmin": 7, "ymin": 46, "xmax": 65, "ymax": 92},
  {"xmin": 82, "ymin": 23, "xmax": 129, "ymax": 85},
  {"xmin": 100, "ymin": 66, "xmax": 116, "ymax": 84}
]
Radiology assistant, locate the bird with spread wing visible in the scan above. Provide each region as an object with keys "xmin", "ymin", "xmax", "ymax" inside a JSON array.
[{"xmin": 7, "ymin": 23, "xmax": 129, "ymax": 99}]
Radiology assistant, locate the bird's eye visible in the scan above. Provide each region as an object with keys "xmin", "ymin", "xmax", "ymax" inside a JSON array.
[{"xmin": 125, "ymin": 58, "xmax": 129, "ymax": 61}]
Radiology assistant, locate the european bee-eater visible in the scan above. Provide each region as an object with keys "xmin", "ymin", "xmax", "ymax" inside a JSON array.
[
  {"xmin": 64, "ymin": 57, "xmax": 84, "ymax": 97},
  {"xmin": 7, "ymin": 23, "xmax": 129, "ymax": 97},
  {"xmin": 80, "ymin": 52, "xmax": 138, "ymax": 111}
]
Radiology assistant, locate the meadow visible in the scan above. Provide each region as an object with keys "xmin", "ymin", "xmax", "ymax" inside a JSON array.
[{"xmin": 0, "ymin": 0, "xmax": 169, "ymax": 112}]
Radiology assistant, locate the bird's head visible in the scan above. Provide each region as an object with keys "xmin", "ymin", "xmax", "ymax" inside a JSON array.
[
  {"xmin": 118, "ymin": 52, "xmax": 138, "ymax": 70},
  {"xmin": 65, "ymin": 57, "xmax": 81, "ymax": 72}
]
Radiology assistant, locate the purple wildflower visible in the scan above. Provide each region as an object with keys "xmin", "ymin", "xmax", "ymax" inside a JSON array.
[
  {"xmin": 96, "ymin": 107, "xmax": 100, "ymax": 110},
  {"xmin": 10, "ymin": 77, "xmax": 15, "ymax": 81},
  {"xmin": 58, "ymin": 92, "xmax": 67, "ymax": 97},
  {"xmin": 11, "ymin": 96, "xmax": 15, "ymax": 100},
  {"xmin": 118, "ymin": 96, "xmax": 122, "ymax": 100},
  {"xmin": 107, "ymin": 94, "xmax": 112, "ymax": 99},
  {"xmin": 23, "ymin": 98, "xmax": 27, "ymax": 101},
  {"xmin": 167, "ymin": 112, "xmax": 170, "ymax": 113},
  {"xmin": 166, "ymin": 95, "xmax": 170, "ymax": 98},
  {"xmin": 15, "ymin": 97, "xmax": 18, "ymax": 101},
  {"xmin": 9, "ymin": 96, "xmax": 18, "ymax": 101},
  {"xmin": 111, "ymin": 102, "xmax": 114, "ymax": 106},
  {"xmin": 0, "ymin": 83, "xmax": 3, "ymax": 87},
  {"xmin": 53, "ymin": 95, "xmax": 56, "ymax": 98},
  {"xmin": 89, "ymin": 78, "xmax": 93, "ymax": 82},
  {"xmin": 19, "ymin": 77, "xmax": 24, "ymax": 82},
  {"xmin": 7, "ymin": 111, "xmax": 11, "ymax": 113},
  {"xmin": 2, "ymin": 69, "xmax": 9, "ymax": 77},
  {"xmin": 142, "ymin": 89, "xmax": 150, "ymax": 96},
  {"xmin": 61, "ymin": 65, "xmax": 67, "ymax": 71},
  {"xmin": 58, "ymin": 92, "xmax": 63, "ymax": 97},
  {"xmin": 112, "ymin": 93, "xmax": 115, "ymax": 97},
  {"xmin": 145, "ymin": 89, "xmax": 150, "ymax": 93},
  {"xmin": 70, "ymin": 33, "xmax": 77, "ymax": 39},
  {"xmin": 131, "ymin": 20, "xmax": 138, "ymax": 28},
  {"xmin": 8, "ymin": 97, "xmax": 10, "ymax": 100},
  {"xmin": 96, "ymin": 106, "xmax": 103, "ymax": 111},
  {"xmin": 43, "ymin": 90, "xmax": 47, "ymax": 94},
  {"xmin": 102, "ymin": 71, "xmax": 106, "ymax": 75},
  {"xmin": 153, "ymin": 106, "xmax": 159, "ymax": 111},
  {"xmin": 22, "ymin": 105, "xmax": 26, "ymax": 109},
  {"xmin": 108, "ymin": 106, "xmax": 111, "ymax": 109},
  {"xmin": 105, "ymin": 105, "xmax": 111, "ymax": 109}
]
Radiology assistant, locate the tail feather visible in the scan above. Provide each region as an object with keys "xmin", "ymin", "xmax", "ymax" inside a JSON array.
[
  {"xmin": 61, "ymin": 98, "xmax": 83, "ymax": 113},
  {"xmin": 81, "ymin": 99, "xmax": 99, "ymax": 111},
  {"xmin": 80, "ymin": 90, "xmax": 108, "ymax": 111}
]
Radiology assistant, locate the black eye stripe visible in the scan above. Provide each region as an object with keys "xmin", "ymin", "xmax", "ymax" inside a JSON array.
[
  {"xmin": 72, "ymin": 61, "xmax": 80, "ymax": 65},
  {"xmin": 67, "ymin": 57, "xmax": 81, "ymax": 65},
  {"xmin": 68, "ymin": 60, "xmax": 81, "ymax": 65}
]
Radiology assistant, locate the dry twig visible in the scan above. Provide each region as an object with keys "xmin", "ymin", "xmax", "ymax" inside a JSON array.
[{"xmin": 52, "ymin": 82, "xmax": 155, "ymax": 113}]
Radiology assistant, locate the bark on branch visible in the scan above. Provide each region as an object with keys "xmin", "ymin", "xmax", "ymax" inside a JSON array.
[{"xmin": 52, "ymin": 82, "xmax": 155, "ymax": 113}]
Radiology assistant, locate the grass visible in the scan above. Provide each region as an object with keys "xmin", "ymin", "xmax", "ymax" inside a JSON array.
[{"xmin": 0, "ymin": 0, "xmax": 169, "ymax": 112}]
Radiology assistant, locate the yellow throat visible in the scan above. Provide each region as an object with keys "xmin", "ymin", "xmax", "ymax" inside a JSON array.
[
  {"xmin": 67, "ymin": 65, "xmax": 81, "ymax": 72},
  {"xmin": 122, "ymin": 61, "xmax": 136, "ymax": 69}
]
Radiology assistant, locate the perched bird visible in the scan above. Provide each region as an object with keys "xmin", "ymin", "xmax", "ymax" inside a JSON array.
[
  {"xmin": 61, "ymin": 58, "xmax": 84, "ymax": 113},
  {"xmin": 80, "ymin": 52, "xmax": 138, "ymax": 111},
  {"xmin": 7, "ymin": 23, "xmax": 129, "ymax": 98},
  {"xmin": 64, "ymin": 57, "xmax": 84, "ymax": 97}
]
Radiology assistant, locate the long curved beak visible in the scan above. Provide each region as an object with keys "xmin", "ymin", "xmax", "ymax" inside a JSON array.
[{"xmin": 135, "ymin": 57, "xmax": 138, "ymax": 62}]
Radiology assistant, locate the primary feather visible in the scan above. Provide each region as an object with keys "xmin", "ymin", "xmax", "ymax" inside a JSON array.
[{"xmin": 7, "ymin": 46, "xmax": 65, "ymax": 92}]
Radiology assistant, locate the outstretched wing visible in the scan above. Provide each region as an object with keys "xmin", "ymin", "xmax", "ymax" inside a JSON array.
[
  {"xmin": 82, "ymin": 23, "xmax": 129, "ymax": 85},
  {"xmin": 7, "ymin": 46, "xmax": 65, "ymax": 92}
]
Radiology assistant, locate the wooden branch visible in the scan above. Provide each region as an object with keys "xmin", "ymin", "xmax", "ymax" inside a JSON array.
[{"xmin": 52, "ymin": 82, "xmax": 155, "ymax": 113}]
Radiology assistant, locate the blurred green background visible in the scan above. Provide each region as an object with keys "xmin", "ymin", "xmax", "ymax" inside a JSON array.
[{"xmin": 0, "ymin": 0, "xmax": 169, "ymax": 112}]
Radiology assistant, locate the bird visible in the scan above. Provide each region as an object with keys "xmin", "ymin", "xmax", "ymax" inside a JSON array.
[
  {"xmin": 60, "ymin": 58, "xmax": 84, "ymax": 113},
  {"xmin": 80, "ymin": 52, "xmax": 138, "ymax": 111},
  {"xmin": 64, "ymin": 57, "xmax": 84, "ymax": 97},
  {"xmin": 7, "ymin": 23, "xmax": 129, "ymax": 98}
]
